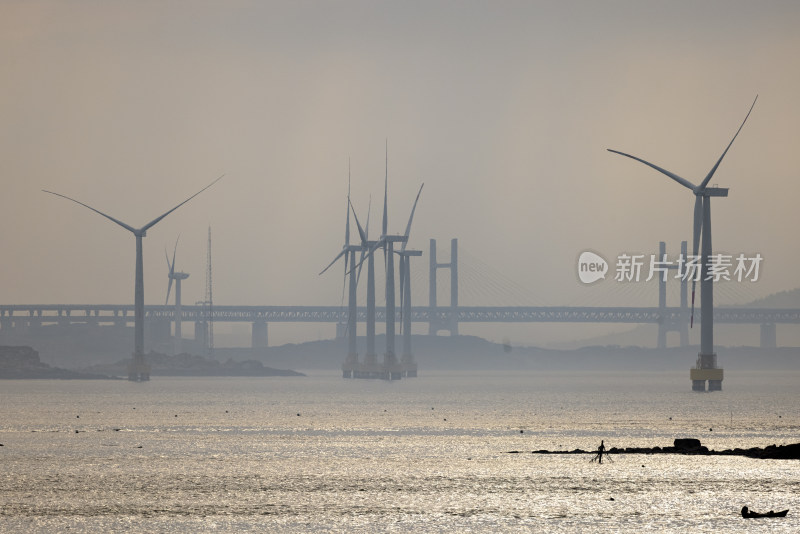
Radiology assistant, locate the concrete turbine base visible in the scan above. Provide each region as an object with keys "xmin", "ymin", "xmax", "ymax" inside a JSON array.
[
  {"xmin": 690, "ymin": 358, "xmax": 723, "ymax": 392},
  {"xmin": 127, "ymin": 358, "xmax": 151, "ymax": 382}
]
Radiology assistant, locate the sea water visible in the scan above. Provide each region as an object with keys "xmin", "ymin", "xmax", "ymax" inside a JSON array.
[{"xmin": 1, "ymin": 370, "xmax": 798, "ymax": 533}]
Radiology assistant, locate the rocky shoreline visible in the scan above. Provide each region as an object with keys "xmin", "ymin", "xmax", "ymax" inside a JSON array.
[
  {"xmin": 81, "ymin": 351, "xmax": 305, "ymax": 377},
  {"xmin": 508, "ymin": 438, "xmax": 800, "ymax": 460},
  {"xmin": 0, "ymin": 346, "xmax": 116, "ymax": 379}
]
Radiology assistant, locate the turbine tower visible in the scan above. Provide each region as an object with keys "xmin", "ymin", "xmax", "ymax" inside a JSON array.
[
  {"xmin": 165, "ymin": 237, "xmax": 190, "ymax": 355},
  {"xmin": 204, "ymin": 226, "xmax": 214, "ymax": 358},
  {"xmin": 350, "ymin": 199, "xmax": 380, "ymax": 375},
  {"xmin": 320, "ymin": 166, "xmax": 364, "ymax": 378},
  {"xmin": 608, "ymin": 96, "xmax": 757, "ymax": 392},
  {"xmin": 398, "ymin": 247, "xmax": 422, "ymax": 377},
  {"xmin": 396, "ymin": 184, "xmax": 424, "ymax": 377},
  {"xmin": 43, "ymin": 175, "xmax": 224, "ymax": 381}
]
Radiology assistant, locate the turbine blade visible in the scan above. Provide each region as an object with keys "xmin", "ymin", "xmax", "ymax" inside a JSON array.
[
  {"xmin": 398, "ymin": 255, "xmax": 405, "ymax": 333},
  {"xmin": 353, "ymin": 203, "xmax": 370, "ymax": 286},
  {"xmin": 351, "ymin": 238, "xmax": 384, "ymax": 275},
  {"xmin": 690, "ymin": 195, "xmax": 703, "ymax": 328},
  {"xmin": 692, "ymin": 196, "xmax": 702, "ymax": 262},
  {"xmin": 365, "ymin": 195, "xmax": 371, "ymax": 241},
  {"xmin": 42, "ymin": 190, "xmax": 137, "ymax": 233},
  {"xmin": 345, "ymin": 198, "xmax": 351, "ymax": 246},
  {"xmin": 607, "ymin": 149, "xmax": 697, "ymax": 191},
  {"xmin": 171, "ymin": 236, "xmax": 179, "ymax": 275},
  {"xmin": 345, "ymin": 160, "xmax": 351, "ymax": 246},
  {"xmin": 141, "ymin": 174, "xmax": 225, "ymax": 232},
  {"xmin": 698, "ymin": 95, "xmax": 758, "ymax": 191},
  {"xmin": 320, "ymin": 249, "xmax": 347, "ymax": 276},
  {"xmin": 382, "ymin": 140, "xmax": 388, "ymax": 237},
  {"xmin": 165, "ymin": 245, "xmax": 174, "ymax": 305},
  {"xmin": 355, "ymin": 247, "xmax": 366, "ymax": 287},
  {"xmin": 349, "ymin": 199, "xmax": 368, "ymax": 245},
  {"xmin": 341, "ymin": 249, "xmax": 348, "ymax": 308},
  {"xmin": 401, "ymin": 183, "xmax": 424, "ymax": 252}
]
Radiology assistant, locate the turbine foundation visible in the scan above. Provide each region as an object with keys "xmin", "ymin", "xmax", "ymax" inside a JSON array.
[
  {"xmin": 127, "ymin": 356, "xmax": 151, "ymax": 382},
  {"xmin": 382, "ymin": 352, "xmax": 403, "ymax": 380},
  {"xmin": 342, "ymin": 351, "xmax": 358, "ymax": 378},
  {"xmin": 690, "ymin": 353, "xmax": 723, "ymax": 392}
]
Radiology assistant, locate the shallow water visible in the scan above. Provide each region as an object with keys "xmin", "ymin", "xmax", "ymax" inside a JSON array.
[{"xmin": 1, "ymin": 371, "xmax": 798, "ymax": 532}]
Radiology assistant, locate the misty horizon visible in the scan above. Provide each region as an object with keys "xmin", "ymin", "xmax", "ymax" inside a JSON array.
[{"xmin": 2, "ymin": 1, "xmax": 800, "ymax": 347}]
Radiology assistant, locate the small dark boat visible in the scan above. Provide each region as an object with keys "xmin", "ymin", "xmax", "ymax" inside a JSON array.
[{"xmin": 741, "ymin": 506, "xmax": 789, "ymax": 518}]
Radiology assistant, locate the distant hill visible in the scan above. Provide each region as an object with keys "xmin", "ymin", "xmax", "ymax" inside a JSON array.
[
  {"xmin": 743, "ymin": 288, "xmax": 800, "ymax": 308},
  {"xmin": 215, "ymin": 334, "xmax": 800, "ymax": 373},
  {"xmin": 551, "ymin": 288, "xmax": 800, "ymax": 349}
]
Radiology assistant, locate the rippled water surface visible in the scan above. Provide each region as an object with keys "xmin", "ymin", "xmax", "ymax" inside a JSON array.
[{"xmin": 1, "ymin": 370, "xmax": 799, "ymax": 532}]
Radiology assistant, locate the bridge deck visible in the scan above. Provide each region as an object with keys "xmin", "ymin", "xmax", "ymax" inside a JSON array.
[{"xmin": 1, "ymin": 305, "xmax": 798, "ymax": 325}]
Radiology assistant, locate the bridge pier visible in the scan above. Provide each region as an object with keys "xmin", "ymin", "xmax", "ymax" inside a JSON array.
[
  {"xmin": 657, "ymin": 241, "xmax": 689, "ymax": 348},
  {"xmin": 27, "ymin": 317, "xmax": 42, "ymax": 334},
  {"xmin": 194, "ymin": 321, "xmax": 208, "ymax": 348},
  {"xmin": 760, "ymin": 323, "xmax": 777, "ymax": 348},
  {"xmin": 1, "ymin": 318, "xmax": 31, "ymax": 334},
  {"xmin": 251, "ymin": 320, "xmax": 269, "ymax": 349},
  {"xmin": 58, "ymin": 309, "xmax": 70, "ymax": 328},
  {"xmin": 335, "ymin": 322, "xmax": 347, "ymax": 339}
]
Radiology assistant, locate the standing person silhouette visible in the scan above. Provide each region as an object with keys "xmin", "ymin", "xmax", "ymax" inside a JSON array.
[{"xmin": 597, "ymin": 440, "xmax": 606, "ymax": 464}]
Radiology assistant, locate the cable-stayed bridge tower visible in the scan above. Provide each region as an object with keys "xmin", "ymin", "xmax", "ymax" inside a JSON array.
[{"xmin": 429, "ymin": 238, "xmax": 458, "ymax": 336}]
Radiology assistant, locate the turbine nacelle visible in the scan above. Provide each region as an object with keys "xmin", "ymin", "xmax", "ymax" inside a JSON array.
[{"xmin": 697, "ymin": 187, "xmax": 729, "ymax": 198}]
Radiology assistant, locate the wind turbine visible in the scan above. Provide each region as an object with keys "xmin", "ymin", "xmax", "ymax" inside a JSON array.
[
  {"xmin": 319, "ymin": 165, "xmax": 363, "ymax": 377},
  {"xmin": 397, "ymin": 184, "xmax": 424, "ymax": 377},
  {"xmin": 43, "ymin": 174, "xmax": 224, "ymax": 381},
  {"xmin": 165, "ymin": 237, "xmax": 190, "ymax": 355},
  {"xmin": 354, "ymin": 145, "xmax": 424, "ymax": 379},
  {"xmin": 349, "ymin": 199, "xmax": 379, "ymax": 372},
  {"xmin": 608, "ymin": 96, "xmax": 757, "ymax": 392}
]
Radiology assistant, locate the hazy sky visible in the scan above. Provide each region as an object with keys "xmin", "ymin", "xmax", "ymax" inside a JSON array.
[{"xmin": 2, "ymin": 1, "xmax": 799, "ymax": 346}]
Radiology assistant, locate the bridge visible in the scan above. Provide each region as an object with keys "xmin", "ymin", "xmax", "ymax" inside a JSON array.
[
  {"xmin": 2, "ymin": 303, "xmax": 798, "ymax": 325},
  {"xmin": 0, "ymin": 303, "xmax": 796, "ymax": 349},
  {"xmin": 1, "ymin": 239, "xmax": 795, "ymax": 351}
]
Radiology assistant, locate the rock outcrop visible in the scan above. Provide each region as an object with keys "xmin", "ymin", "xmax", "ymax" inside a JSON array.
[
  {"xmin": 0, "ymin": 346, "xmax": 115, "ymax": 379},
  {"xmin": 83, "ymin": 351, "xmax": 305, "ymax": 377},
  {"xmin": 509, "ymin": 439, "xmax": 800, "ymax": 460}
]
